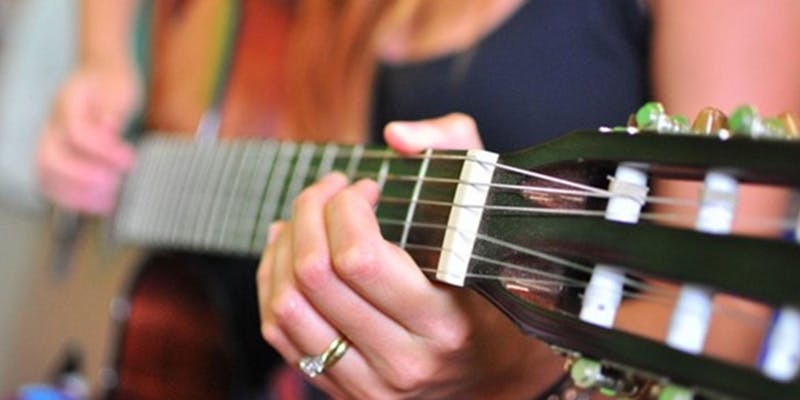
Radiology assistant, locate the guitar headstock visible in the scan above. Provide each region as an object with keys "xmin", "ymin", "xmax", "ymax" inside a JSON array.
[{"xmin": 426, "ymin": 104, "xmax": 800, "ymax": 399}]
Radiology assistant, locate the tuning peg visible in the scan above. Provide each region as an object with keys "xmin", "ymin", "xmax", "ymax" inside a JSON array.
[
  {"xmin": 729, "ymin": 105, "xmax": 785, "ymax": 139},
  {"xmin": 569, "ymin": 358, "xmax": 641, "ymax": 397},
  {"xmin": 627, "ymin": 113, "xmax": 638, "ymax": 127},
  {"xmin": 635, "ymin": 102, "xmax": 666, "ymax": 129},
  {"xmin": 777, "ymin": 112, "xmax": 800, "ymax": 139},
  {"xmin": 656, "ymin": 384, "xmax": 695, "ymax": 400},
  {"xmin": 671, "ymin": 115, "xmax": 690, "ymax": 131},
  {"xmin": 691, "ymin": 107, "xmax": 728, "ymax": 135},
  {"xmin": 634, "ymin": 102, "xmax": 690, "ymax": 133}
]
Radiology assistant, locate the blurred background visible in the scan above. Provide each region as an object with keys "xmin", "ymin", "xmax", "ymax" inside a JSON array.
[{"xmin": 0, "ymin": 0, "xmax": 77, "ymax": 389}]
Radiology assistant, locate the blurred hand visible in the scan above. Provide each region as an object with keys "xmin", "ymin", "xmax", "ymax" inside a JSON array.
[
  {"xmin": 36, "ymin": 63, "xmax": 140, "ymax": 214},
  {"xmin": 258, "ymin": 113, "xmax": 564, "ymax": 399}
]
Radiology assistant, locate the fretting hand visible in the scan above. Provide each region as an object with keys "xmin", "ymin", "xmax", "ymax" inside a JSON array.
[{"xmin": 258, "ymin": 113, "xmax": 565, "ymax": 399}]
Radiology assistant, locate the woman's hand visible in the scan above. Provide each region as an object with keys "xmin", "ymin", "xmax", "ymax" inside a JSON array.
[
  {"xmin": 258, "ymin": 113, "xmax": 565, "ymax": 399},
  {"xmin": 36, "ymin": 63, "xmax": 140, "ymax": 214}
]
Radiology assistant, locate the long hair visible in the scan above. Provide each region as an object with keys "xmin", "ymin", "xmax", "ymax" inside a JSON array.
[
  {"xmin": 283, "ymin": 0, "xmax": 492, "ymax": 143},
  {"xmin": 283, "ymin": 1, "xmax": 419, "ymax": 143}
]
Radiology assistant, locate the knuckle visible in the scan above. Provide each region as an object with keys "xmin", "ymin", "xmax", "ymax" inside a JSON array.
[
  {"xmin": 292, "ymin": 187, "xmax": 320, "ymax": 215},
  {"xmin": 332, "ymin": 239, "xmax": 378, "ymax": 282},
  {"xmin": 326, "ymin": 188, "xmax": 349, "ymax": 214},
  {"xmin": 270, "ymin": 289, "xmax": 302, "ymax": 326},
  {"xmin": 387, "ymin": 357, "xmax": 434, "ymax": 393},
  {"xmin": 63, "ymin": 125, "xmax": 87, "ymax": 149},
  {"xmin": 294, "ymin": 251, "xmax": 333, "ymax": 291},
  {"xmin": 255, "ymin": 261, "xmax": 271, "ymax": 286},
  {"xmin": 431, "ymin": 316, "xmax": 473, "ymax": 354},
  {"xmin": 260, "ymin": 322, "xmax": 278, "ymax": 344},
  {"xmin": 445, "ymin": 112, "xmax": 477, "ymax": 130}
]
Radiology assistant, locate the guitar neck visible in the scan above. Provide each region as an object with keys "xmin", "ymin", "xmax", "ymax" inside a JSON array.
[
  {"xmin": 112, "ymin": 126, "xmax": 800, "ymax": 399},
  {"xmin": 113, "ymin": 135, "xmax": 482, "ymax": 261}
]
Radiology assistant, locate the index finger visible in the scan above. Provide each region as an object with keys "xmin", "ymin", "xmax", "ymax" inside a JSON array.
[{"xmin": 324, "ymin": 179, "xmax": 470, "ymax": 340}]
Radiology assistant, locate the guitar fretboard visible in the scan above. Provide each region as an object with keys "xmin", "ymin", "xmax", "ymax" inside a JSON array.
[{"xmin": 114, "ymin": 135, "xmax": 470, "ymax": 258}]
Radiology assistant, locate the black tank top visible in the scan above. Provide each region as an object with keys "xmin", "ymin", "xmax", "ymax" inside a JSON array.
[{"xmin": 371, "ymin": 0, "xmax": 651, "ymax": 153}]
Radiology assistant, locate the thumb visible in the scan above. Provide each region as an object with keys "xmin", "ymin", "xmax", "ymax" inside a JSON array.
[{"xmin": 383, "ymin": 112, "xmax": 484, "ymax": 155}]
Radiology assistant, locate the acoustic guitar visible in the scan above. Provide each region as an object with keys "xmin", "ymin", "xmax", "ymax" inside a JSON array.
[{"xmin": 12, "ymin": 103, "xmax": 800, "ymax": 399}]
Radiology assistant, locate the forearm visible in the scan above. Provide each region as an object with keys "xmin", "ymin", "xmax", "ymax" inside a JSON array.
[
  {"xmin": 650, "ymin": 0, "xmax": 800, "ymax": 116},
  {"xmin": 80, "ymin": 0, "xmax": 139, "ymax": 67}
]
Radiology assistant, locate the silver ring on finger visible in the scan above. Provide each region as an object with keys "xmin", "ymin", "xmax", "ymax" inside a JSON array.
[{"xmin": 298, "ymin": 336, "xmax": 350, "ymax": 378}]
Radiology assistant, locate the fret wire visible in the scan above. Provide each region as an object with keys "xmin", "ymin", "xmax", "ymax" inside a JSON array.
[
  {"xmin": 162, "ymin": 142, "xmax": 187, "ymax": 244},
  {"xmin": 240, "ymin": 141, "xmax": 279, "ymax": 253},
  {"xmin": 251, "ymin": 141, "xmax": 297, "ymax": 250},
  {"xmin": 372, "ymin": 149, "xmax": 393, "ymax": 215},
  {"xmin": 226, "ymin": 142, "xmax": 260, "ymax": 252},
  {"xmin": 119, "ymin": 138, "xmax": 159, "ymax": 241},
  {"xmin": 118, "ymin": 138, "xmax": 151, "ymax": 240},
  {"xmin": 143, "ymin": 139, "xmax": 172, "ymax": 243},
  {"xmin": 190, "ymin": 144, "xmax": 225, "ymax": 247},
  {"xmin": 135, "ymin": 139, "xmax": 158, "ymax": 241},
  {"xmin": 155, "ymin": 139, "xmax": 180, "ymax": 242},
  {"xmin": 281, "ymin": 142, "xmax": 316, "ymax": 219},
  {"xmin": 216, "ymin": 142, "xmax": 252, "ymax": 251},
  {"xmin": 345, "ymin": 144, "xmax": 364, "ymax": 180},
  {"xmin": 156, "ymin": 140, "xmax": 184, "ymax": 243},
  {"xmin": 399, "ymin": 148, "xmax": 433, "ymax": 249},
  {"xmin": 173, "ymin": 142, "xmax": 202, "ymax": 246},
  {"xmin": 203, "ymin": 142, "xmax": 242, "ymax": 248},
  {"xmin": 174, "ymin": 141, "xmax": 205, "ymax": 246},
  {"xmin": 376, "ymin": 148, "xmax": 391, "ymax": 191},
  {"xmin": 316, "ymin": 143, "xmax": 339, "ymax": 180},
  {"xmin": 183, "ymin": 144, "xmax": 206, "ymax": 246}
]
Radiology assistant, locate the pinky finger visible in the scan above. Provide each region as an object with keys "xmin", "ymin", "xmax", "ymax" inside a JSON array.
[{"xmin": 261, "ymin": 324, "xmax": 347, "ymax": 399}]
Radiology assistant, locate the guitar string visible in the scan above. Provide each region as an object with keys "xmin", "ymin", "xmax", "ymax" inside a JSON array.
[
  {"xmin": 354, "ymin": 173, "xmax": 701, "ymax": 208},
  {"xmin": 120, "ymin": 143, "xmax": 797, "ymax": 308},
  {"xmin": 376, "ymin": 195, "xmax": 796, "ymax": 232},
  {"xmin": 383, "ymin": 219, "xmax": 673, "ymax": 297},
  {"xmin": 415, "ymin": 267, "xmax": 772, "ymax": 328},
  {"xmin": 129, "ymin": 142, "xmax": 798, "ymax": 233},
  {"xmin": 119, "ymin": 144, "xmax": 799, "ymax": 267},
  {"xmin": 381, "ymin": 235, "xmax": 776, "ymax": 332},
  {"xmin": 384, "ymin": 222, "xmax": 772, "ymax": 328},
  {"xmin": 122, "ymin": 144, "xmax": 799, "ymax": 254}
]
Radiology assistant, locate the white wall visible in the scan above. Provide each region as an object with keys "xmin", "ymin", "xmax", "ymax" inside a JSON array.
[{"xmin": 0, "ymin": 0, "xmax": 76, "ymax": 390}]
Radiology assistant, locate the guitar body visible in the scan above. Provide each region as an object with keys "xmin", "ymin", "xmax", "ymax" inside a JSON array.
[
  {"xmin": 8, "ymin": 220, "xmax": 142, "ymax": 392},
  {"xmin": 11, "ymin": 1, "xmax": 293, "ymax": 396},
  {"xmin": 9, "ymin": 222, "xmax": 272, "ymax": 398}
]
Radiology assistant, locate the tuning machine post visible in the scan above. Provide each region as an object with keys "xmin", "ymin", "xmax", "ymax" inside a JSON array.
[
  {"xmin": 563, "ymin": 356, "xmax": 699, "ymax": 400},
  {"xmin": 728, "ymin": 105, "xmax": 800, "ymax": 140}
]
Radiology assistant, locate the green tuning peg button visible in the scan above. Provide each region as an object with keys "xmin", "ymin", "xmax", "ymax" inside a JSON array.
[
  {"xmin": 635, "ymin": 102, "xmax": 666, "ymax": 128},
  {"xmin": 570, "ymin": 358, "xmax": 603, "ymax": 389},
  {"xmin": 730, "ymin": 105, "xmax": 789, "ymax": 138},
  {"xmin": 671, "ymin": 115, "xmax": 690, "ymax": 131},
  {"xmin": 658, "ymin": 384, "xmax": 694, "ymax": 400},
  {"xmin": 729, "ymin": 105, "xmax": 760, "ymax": 134}
]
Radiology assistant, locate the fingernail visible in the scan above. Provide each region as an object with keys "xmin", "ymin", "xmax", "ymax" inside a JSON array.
[
  {"xmin": 267, "ymin": 222, "xmax": 284, "ymax": 245},
  {"xmin": 321, "ymin": 171, "xmax": 347, "ymax": 184},
  {"xmin": 388, "ymin": 121, "xmax": 432, "ymax": 148}
]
